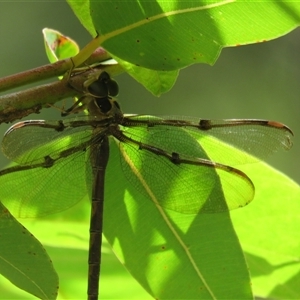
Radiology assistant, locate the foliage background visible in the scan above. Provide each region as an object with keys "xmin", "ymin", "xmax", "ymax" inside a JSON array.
[{"xmin": 0, "ymin": 1, "xmax": 299, "ymax": 299}]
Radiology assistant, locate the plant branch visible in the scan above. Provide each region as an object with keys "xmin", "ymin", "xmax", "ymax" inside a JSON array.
[
  {"xmin": 0, "ymin": 63, "xmax": 124, "ymax": 124},
  {"xmin": 0, "ymin": 47, "xmax": 113, "ymax": 93}
]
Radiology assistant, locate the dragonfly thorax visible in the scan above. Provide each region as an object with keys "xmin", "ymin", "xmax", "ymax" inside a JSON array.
[{"xmin": 88, "ymin": 96, "xmax": 123, "ymax": 120}]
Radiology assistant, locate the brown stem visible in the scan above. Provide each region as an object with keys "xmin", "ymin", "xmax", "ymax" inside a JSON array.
[
  {"xmin": 0, "ymin": 63, "xmax": 124, "ymax": 124},
  {"xmin": 0, "ymin": 47, "xmax": 113, "ymax": 93}
]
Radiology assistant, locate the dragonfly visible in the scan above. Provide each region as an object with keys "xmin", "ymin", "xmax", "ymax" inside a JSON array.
[{"xmin": 0, "ymin": 70, "xmax": 293, "ymax": 299}]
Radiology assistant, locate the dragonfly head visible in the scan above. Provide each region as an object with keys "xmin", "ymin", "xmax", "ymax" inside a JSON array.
[
  {"xmin": 66, "ymin": 69, "xmax": 122, "ymax": 119},
  {"xmin": 84, "ymin": 71, "xmax": 122, "ymax": 118},
  {"xmin": 85, "ymin": 71, "xmax": 119, "ymax": 99}
]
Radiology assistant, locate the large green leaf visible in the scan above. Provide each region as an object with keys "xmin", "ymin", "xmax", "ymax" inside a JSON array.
[
  {"xmin": 0, "ymin": 215, "xmax": 152, "ymax": 299},
  {"xmin": 0, "ymin": 203, "xmax": 58, "ymax": 299},
  {"xmin": 68, "ymin": 0, "xmax": 300, "ymax": 72},
  {"xmin": 232, "ymin": 164, "xmax": 300, "ymax": 299},
  {"xmin": 100, "ymin": 127, "xmax": 297, "ymax": 299},
  {"xmin": 103, "ymin": 138, "xmax": 253, "ymax": 299}
]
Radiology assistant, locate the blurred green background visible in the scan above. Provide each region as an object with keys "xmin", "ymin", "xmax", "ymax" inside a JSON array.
[{"xmin": 0, "ymin": 1, "xmax": 299, "ymax": 299}]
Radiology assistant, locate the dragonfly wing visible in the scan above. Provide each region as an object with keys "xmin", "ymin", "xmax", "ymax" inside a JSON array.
[
  {"xmin": 116, "ymin": 125, "xmax": 254, "ymax": 214},
  {"xmin": 0, "ymin": 149, "xmax": 88, "ymax": 217},
  {"xmin": 123, "ymin": 115, "xmax": 293, "ymax": 165},
  {"xmin": 1, "ymin": 117, "xmax": 96, "ymax": 165},
  {"xmin": 0, "ymin": 116, "xmax": 103, "ymax": 217},
  {"xmin": 187, "ymin": 118, "xmax": 293, "ymax": 164}
]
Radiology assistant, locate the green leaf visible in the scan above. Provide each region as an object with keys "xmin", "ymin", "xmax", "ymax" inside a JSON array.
[
  {"xmin": 116, "ymin": 58, "xmax": 179, "ymax": 96},
  {"xmin": 102, "ymin": 139, "xmax": 253, "ymax": 299},
  {"xmin": 66, "ymin": 0, "xmax": 96, "ymax": 37},
  {"xmin": 0, "ymin": 203, "xmax": 58, "ymax": 299},
  {"xmin": 43, "ymin": 28, "xmax": 79, "ymax": 63},
  {"xmin": 67, "ymin": 0, "xmax": 300, "ymax": 93},
  {"xmin": 0, "ymin": 211, "xmax": 152, "ymax": 299},
  {"xmin": 87, "ymin": 1, "xmax": 300, "ymax": 71},
  {"xmin": 231, "ymin": 164, "xmax": 300, "ymax": 299}
]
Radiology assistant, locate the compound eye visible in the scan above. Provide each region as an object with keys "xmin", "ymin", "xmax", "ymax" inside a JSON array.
[
  {"xmin": 98, "ymin": 71, "xmax": 110, "ymax": 81},
  {"xmin": 88, "ymin": 80, "xmax": 108, "ymax": 98},
  {"xmin": 106, "ymin": 79, "xmax": 119, "ymax": 97},
  {"xmin": 86, "ymin": 71, "xmax": 119, "ymax": 98}
]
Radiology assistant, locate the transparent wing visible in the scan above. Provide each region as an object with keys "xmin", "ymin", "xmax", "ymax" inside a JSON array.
[
  {"xmin": 0, "ymin": 149, "xmax": 89, "ymax": 217},
  {"xmin": 0, "ymin": 114, "xmax": 292, "ymax": 216},
  {"xmin": 0, "ymin": 116, "xmax": 104, "ymax": 217},
  {"xmin": 122, "ymin": 115, "xmax": 293, "ymax": 165},
  {"xmin": 0, "ymin": 116, "xmax": 109, "ymax": 165},
  {"xmin": 116, "ymin": 125, "xmax": 255, "ymax": 213}
]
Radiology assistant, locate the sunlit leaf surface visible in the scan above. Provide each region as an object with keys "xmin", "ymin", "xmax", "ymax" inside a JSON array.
[
  {"xmin": 67, "ymin": 1, "xmax": 300, "ymax": 93},
  {"xmin": 0, "ymin": 203, "xmax": 58, "ymax": 299},
  {"xmin": 68, "ymin": 1, "xmax": 300, "ymax": 70}
]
